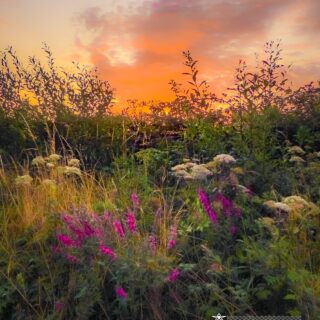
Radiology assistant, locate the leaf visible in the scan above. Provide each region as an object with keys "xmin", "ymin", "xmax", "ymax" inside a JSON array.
[{"xmin": 192, "ymin": 70, "xmax": 198, "ymax": 82}]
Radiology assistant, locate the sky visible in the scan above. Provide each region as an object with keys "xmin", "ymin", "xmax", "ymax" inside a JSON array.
[{"xmin": 0, "ymin": 0, "xmax": 319, "ymax": 104}]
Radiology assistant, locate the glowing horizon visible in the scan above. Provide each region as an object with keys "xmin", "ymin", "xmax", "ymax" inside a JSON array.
[{"xmin": 1, "ymin": 0, "xmax": 319, "ymax": 104}]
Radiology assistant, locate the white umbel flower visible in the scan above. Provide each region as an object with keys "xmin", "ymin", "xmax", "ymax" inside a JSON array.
[{"xmin": 213, "ymin": 154, "xmax": 236, "ymax": 164}]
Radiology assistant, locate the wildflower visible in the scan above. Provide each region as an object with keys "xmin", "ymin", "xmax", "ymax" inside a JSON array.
[
  {"xmin": 57, "ymin": 234, "xmax": 78, "ymax": 247},
  {"xmin": 274, "ymin": 202, "xmax": 291, "ymax": 213},
  {"xmin": 190, "ymin": 165, "xmax": 212, "ymax": 180},
  {"xmin": 31, "ymin": 156, "xmax": 46, "ymax": 166},
  {"xmin": 167, "ymin": 268, "xmax": 180, "ymax": 282},
  {"xmin": 216, "ymin": 193, "xmax": 233, "ymax": 216},
  {"xmin": 167, "ymin": 224, "xmax": 177, "ymax": 249},
  {"xmin": 82, "ymin": 221, "xmax": 95, "ymax": 237},
  {"xmin": 67, "ymin": 158, "xmax": 80, "ymax": 167},
  {"xmin": 66, "ymin": 254, "xmax": 78, "ymax": 263},
  {"xmin": 229, "ymin": 225, "xmax": 238, "ymax": 235},
  {"xmin": 62, "ymin": 215, "xmax": 85, "ymax": 242},
  {"xmin": 113, "ymin": 220, "xmax": 125, "ymax": 238},
  {"xmin": 48, "ymin": 154, "xmax": 61, "ymax": 162},
  {"xmin": 288, "ymin": 146, "xmax": 305, "ymax": 155},
  {"xmin": 131, "ymin": 193, "xmax": 140, "ymax": 207},
  {"xmin": 99, "ymin": 244, "xmax": 117, "ymax": 260},
  {"xmin": 263, "ymin": 200, "xmax": 276, "ymax": 210},
  {"xmin": 148, "ymin": 234, "xmax": 157, "ymax": 253},
  {"xmin": 55, "ymin": 301, "xmax": 64, "ymax": 312},
  {"xmin": 15, "ymin": 174, "xmax": 33, "ymax": 186},
  {"xmin": 233, "ymin": 207, "xmax": 241, "ymax": 217},
  {"xmin": 103, "ymin": 211, "xmax": 111, "ymax": 221},
  {"xmin": 237, "ymin": 184, "xmax": 253, "ymax": 196},
  {"xmin": 46, "ymin": 162, "xmax": 55, "ymax": 169},
  {"xmin": 63, "ymin": 166, "xmax": 82, "ymax": 176},
  {"xmin": 115, "ymin": 287, "xmax": 128, "ymax": 299},
  {"xmin": 282, "ymin": 196, "xmax": 309, "ymax": 210},
  {"xmin": 173, "ymin": 169, "xmax": 194, "ymax": 180},
  {"xmin": 213, "ymin": 154, "xmax": 236, "ymax": 165},
  {"xmin": 289, "ymin": 156, "xmax": 305, "ymax": 164},
  {"xmin": 94, "ymin": 227, "xmax": 104, "ymax": 240},
  {"xmin": 51, "ymin": 245, "xmax": 61, "ymax": 253},
  {"xmin": 171, "ymin": 164, "xmax": 188, "ymax": 171},
  {"xmin": 198, "ymin": 188, "xmax": 218, "ymax": 224},
  {"xmin": 127, "ymin": 211, "xmax": 137, "ymax": 233}
]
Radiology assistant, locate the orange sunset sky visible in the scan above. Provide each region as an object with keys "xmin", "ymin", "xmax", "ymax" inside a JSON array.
[{"xmin": 0, "ymin": 0, "xmax": 319, "ymax": 103}]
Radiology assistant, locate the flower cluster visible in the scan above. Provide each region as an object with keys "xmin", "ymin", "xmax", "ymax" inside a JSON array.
[
  {"xmin": 198, "ymin": 188, "xmax": 218, "ymax": 224},
  {"xmin": 213, "ymin": 154, "xmax": 236, "ymax": 165},
  {"xmin": 171, "ymin": 162, "xmax": 212, "ymax": 181},
  {"xmin": 167, "ymin": 224, "xmax": 177, "ymax": 249}
]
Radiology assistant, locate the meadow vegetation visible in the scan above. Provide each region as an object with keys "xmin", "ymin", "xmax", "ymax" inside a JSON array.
[{"xmin": 0, "ymin": 41, "xmax": 320, "ymax": 319}]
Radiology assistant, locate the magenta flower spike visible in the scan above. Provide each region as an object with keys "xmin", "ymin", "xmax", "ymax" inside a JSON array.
[
  {"xmin": 167, "ymin": 268, "xmax": 181, "ymax": 282},
  {"xmin": 115, "ymin": 287, "xmax": 128, "ymax": 299},
  {"xmin": 167, "ymin": 224, "xmax": 177, "ymax": 249},
  {"xmin": 131, "ymin": 192, "xmax": 140, "ymax": 208},
  {"xmin": 99, "ymin": 244, "xmax": 117, "ymax": 260},
  {"xmin": 127, "ymin": 211, "xmax": 137, "ymax": 233},
  {"xmin": 113, "ymin": 220, "xmax": 125, "ymax": 238},
  {"xmin": 57, "ymin": 233, "xmax": 78, "ymax": 247},
  {"xmin": 148, "ymin": 234, "xmax": 157, "ymax": 253},
  {"xmin": 198, "ymin": 188, "xmax": 218, "ymax": 224}
]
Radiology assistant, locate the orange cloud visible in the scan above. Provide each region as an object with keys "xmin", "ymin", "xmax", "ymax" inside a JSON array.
[{"xmin": 74, "ymin": 0, "xmax": 320, "ymax": 103}]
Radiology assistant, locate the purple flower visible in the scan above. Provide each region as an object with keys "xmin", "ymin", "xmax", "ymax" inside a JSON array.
[
  {"xmin": 167, "ymin": 225, "xmax": 177, "ymax": 249},
  {"xmin": 62, "ymin": 215, "xmax": 85, "ymax": 242},
  {"xmin": 66, "ymin": 254, "xmax": 78, "ymax": 263},
  {"xmin": 131, "ymin": 193, "xmax": 140, "ymax": 207},
  {"xmin": 216, "ymin": 193, "xmax": 233, "ymax": 216},
  {"xmin": 103, "ymin": 211, "xmax": 111, "ymax": 221},
  {"xmin": 57, "ymin": 234, "xmax": 78, "ymax": 247},
  {"xmin": 148, "ymin": 235, "xmax": 157, "ymax": 253},
  {"xmin": 233, "ymin": 207, "xmax": 241, "ymax": 218},
  {"xmin": 167, "ymin": 268, "xmax": 180, "ymax": 282},
  {"xmin": 113, "ymin": 220, "xmax": 125, "ymax": 238},
  {"xmin": 55, "ymin": 301, "xmax": 64, "ymax": 312},
  {"xmin": 198, "ymin": 188, "xmax": 218, "ymax": 224},
  {"xmin": 115, "ymin": 287, "xmax": 128, "ymax": 299},
  {"xmin": 229, "ymin": 225, "xmax": 238, "ymax": 235},
  {"xmin": 127, "ymin": 211, "xmax": 137, "ymax": 233},
  {"xmin": 99, "ymin": 244, "xmax": 117, "ymax": 260},
  {"xmin": 82, "ymin": 221, "xmax": 95, "ymax": 237}
]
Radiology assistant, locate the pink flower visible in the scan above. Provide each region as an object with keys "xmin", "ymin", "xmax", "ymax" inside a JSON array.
[
  {"xmin": 115, "ymin": 287, "xmax": 128, "ymax": 299},
  {"xmin": 148, "ymin": 235, "xmax": 157, "ymax": 253},
  {"xmin": 233, "ymin": 207, "xmax": 241, "ymax": 218},
  {"xmin": 103, "ymin": 211, "xmax": 111, "ymax": 221},
  {"xmin": 82, "ymin": 221, "xmax": 95, "ymax": 237},
  {"xmin": 57, "ymin": 234, "xmax": 78, "ymax": 247},
  {"xmin": 131, "ymin": 193, "xmax": 140, "ymax": 207},
  {"xmin": 94, "ymin": 227, "xmax": 104, "ymax": 240},
  {"xmin": 62, "ymin": 215, "xmax": 85, "ymax": 242},
  {"xmin": 229, "ymin": 225, "xmax": 238, "ymax": 235},
  {"xmin": 216, "ymin": 193, "xmax": 233, "ymax": 216},
  {"xmin": 167, "ymin": 225, "xmax": 177, "ymax": 249},
  {"xmin": 113, "ymin": 220, "xmax": 125, "ymax": 238},
  {"xmin": 52, "ymin": 245, "xmax": 61, "ymax": 253},
  {"xmin": 198, "ymin": 188, "xmax": 218, "ymax": 224},
  {"xmin": 55, "ymin": 301, "xmax": 64, "ymax": 312},
  {"xmin": 167, "ymin": 268, "xmax": 180, "ymax": 282},
  {"xmin": 127, "ymin": 211, "xmax": 137, "ymax": 233},
  {"xmin": 66, "ymin": 254, "xmax": 78, "ymax": 263},
  {"xmin": 99, "ymin": 244, "xmax": 117, "ymax": 260}
]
